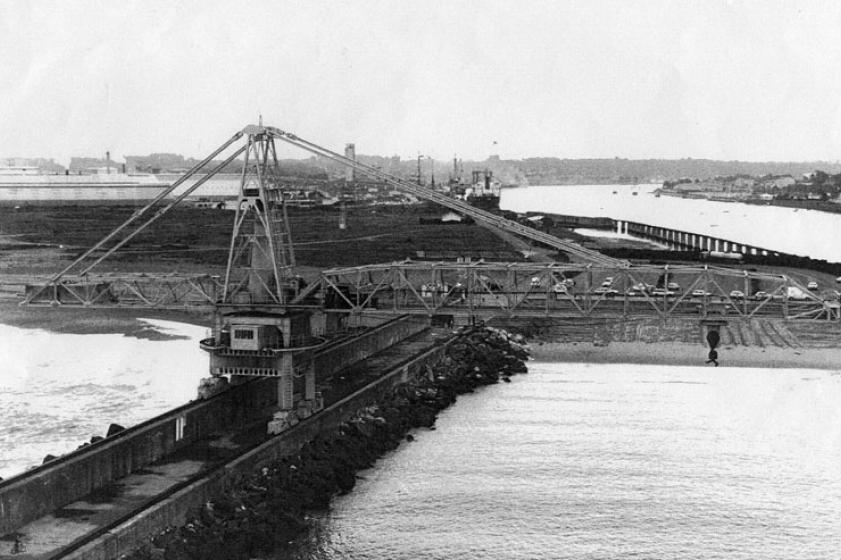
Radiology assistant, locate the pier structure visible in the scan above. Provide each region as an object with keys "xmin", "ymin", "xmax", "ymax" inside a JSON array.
[
  {"xmin": 6, "ymin": 123, "xmax": 841, "ymax": 557},
  {"xmin": 536, "ymin": 214, "xmax": 779, "ymax": 256},
  {"xmin": 616, "ymin": 219, "xmax": 777, "ymax": 256},
  {"xmin": 20, "ymin": 127, "xmax": 840, "ymax": 324}
]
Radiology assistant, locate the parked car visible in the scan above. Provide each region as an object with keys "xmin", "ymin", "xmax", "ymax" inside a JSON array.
[
  {"xmin": 786, "ymin": 286, "xmax": 808, "ymax": 300},
  {"xmin": 593, "ymin": 287, "xmax": 619, "ymax": 297},
  {"xmin": 652, "ymin": 288, "xmax": 676, "ymax": 297},
  {"xmin": 807, "ymin": 281, "xmax": 819, "ymax": 290},
  {"xmin": 753, "ymin": 291, "xmax": 769, "ymax": 300},
  {"xmin": 729, "ymin": 290, "xmax": 745, "ymax": 299},
  {"xmin": 691, "ymin": 289, "xmax": 710, "ymax": 298},
  {"xmin": 667, "ymin": 282, "xmax": 681, "ymax": 291}
]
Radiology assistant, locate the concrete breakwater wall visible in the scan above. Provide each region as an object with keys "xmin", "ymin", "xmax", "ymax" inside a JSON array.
[
  {"xmin": 71, "ymin": 330, "xmax": 465, "ymax": 560},
  {"xmin": 311, "ymin": 315, "xmax": 429, "ymax": 384},
  {"xmin": 0, "ymin": 315, "xmax": 428, "ymax": 537},
  {"xmin": 121, "ymin": 327, "xmax": 528, "ymax": 560}
]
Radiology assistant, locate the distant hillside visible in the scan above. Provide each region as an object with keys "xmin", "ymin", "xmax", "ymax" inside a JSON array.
[
  {"xmin": 507, "ymin": 158, "xmax": 841, "ymax": 185},
  {"xmin": 305, "ymin": 154, "xmax": 841, "ymax": 186},
  {"xmin": 61, "ymin": 150, "xmax": 841, "ymax": 186}
]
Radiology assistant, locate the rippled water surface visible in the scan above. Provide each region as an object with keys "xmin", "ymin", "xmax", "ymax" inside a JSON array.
[
  {"xmin": 0, "ymin": 319, "xmax": 207, "ymax": 479},
  {"xmin": 502, "ymin": 184, "xmax": 841, "ymax": 261},
  {"xmin": 299, "ymin": 363, "xmax": 841, "ymax": 559}
]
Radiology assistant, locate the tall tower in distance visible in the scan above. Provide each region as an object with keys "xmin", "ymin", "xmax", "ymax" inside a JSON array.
[
  {"xmin": 340, "ymin": 143, "xmax": 355, "ymax": 230},
  {"xmin": 344, "ymin": 143, "xmax": 356, "ymax": 182}
]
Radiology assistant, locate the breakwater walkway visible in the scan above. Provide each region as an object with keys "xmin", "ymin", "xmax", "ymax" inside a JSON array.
[
  {"xmin": 0, "ymin": 316, "xmax": 435, "ymax": 558},
  {"xmin": 0, "ymin": 320, "xmax": 528, "ymax": 560},
  {"xmin": 127, "ymin": 327, "xmax": 528, "ymax": 559}
]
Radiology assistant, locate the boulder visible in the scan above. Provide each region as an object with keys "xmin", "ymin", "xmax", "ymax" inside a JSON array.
[{"xmin": 106, "ymin": 423, "xmax": 126, "ymax": 437}]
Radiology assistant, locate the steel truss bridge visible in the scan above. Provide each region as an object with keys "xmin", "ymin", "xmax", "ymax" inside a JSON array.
[
  {"xmin": 23, "ymin": 261, "xmax": 840, "ymax": 322},
  {"xmin": 19, "ymin": 123, "xmax": 840, "ymax": 323}
]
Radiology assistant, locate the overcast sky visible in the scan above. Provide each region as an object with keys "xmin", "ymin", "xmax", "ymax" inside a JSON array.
[{"xmin": 2, "ymin": 0, "xmax": 841, "ymax": 164}]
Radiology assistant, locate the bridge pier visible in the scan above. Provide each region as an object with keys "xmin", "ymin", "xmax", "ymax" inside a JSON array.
[{"xmin": 277, "ymin": 355, "xmax": 295, "ymax": 410}]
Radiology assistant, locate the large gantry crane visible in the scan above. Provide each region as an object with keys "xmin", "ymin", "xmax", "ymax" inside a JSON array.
[
  {"xmin": 22, "ymin": 124, "xmax": 835, "ymax": 320},
  {"xmin": 20, "ymin": 124, "xmax": 634, "ymax": 428},
  {"xmin": 21, "ymin": 125, "xmax": 837, "ymax": 424},
  {"xmin": 23, "ymin": 124, "xmax": 624, "ymax": 311}
]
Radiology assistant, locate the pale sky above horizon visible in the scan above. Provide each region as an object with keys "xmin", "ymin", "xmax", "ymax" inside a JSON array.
[{"xmin": 2, "ymin": 0, "xmax": 841, "ymax": 165}]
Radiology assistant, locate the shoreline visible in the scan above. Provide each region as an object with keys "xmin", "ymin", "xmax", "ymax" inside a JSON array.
[
  {"xmin": 2, "ymin": 300, "xmax": 839, "ymax": 370},
  {"xmin": 529, "ymin": 340, "xmax": 841, "ymax": 370},
  {"xmin": 0, "ymin": 299, "xmax": 211, "ymax": 337}
]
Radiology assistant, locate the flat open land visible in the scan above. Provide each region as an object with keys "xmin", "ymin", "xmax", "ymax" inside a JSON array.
[
  {"xmin": 2, "ymin": 203, "xmax": 841, "ymax": 371},
  {"xmin": 0, "ymin": 203, "xmax": 522, "ymax": 332},
  {"xmin": 0, "ymin": 203, "xmax": 521, "ymax": 277}
]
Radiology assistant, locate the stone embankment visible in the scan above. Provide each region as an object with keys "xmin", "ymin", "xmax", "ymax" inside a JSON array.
[{"xmin": 126, "ymin": 327, "xmax": 528, "ymax": 560}]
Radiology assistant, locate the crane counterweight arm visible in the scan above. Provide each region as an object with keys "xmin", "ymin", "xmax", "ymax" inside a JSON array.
[
  {"xmin": 48, "ymin": 131, "xmax": 245, "ymax": 283},
  {"xmin": 267, "ymin": 127, "xmax": 625, "ymax": 267},
  {"xmin": 77, "ymin": 146, "xmax": 247, "ymax": 276}
]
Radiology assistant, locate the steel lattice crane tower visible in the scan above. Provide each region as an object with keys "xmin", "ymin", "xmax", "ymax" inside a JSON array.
[
  {"xmin": 21, "ymin": 122, "xmax": 628, "ymax": 430},
  {"xmin": 222, "ymin": 125, "xmax": 296, "ymax": 305},
  {"xmin": 203, "ymin": 125, "xmax": 323, "ymax": 430}
]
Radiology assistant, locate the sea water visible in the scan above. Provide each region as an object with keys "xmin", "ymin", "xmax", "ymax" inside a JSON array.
[
  {"xmin": 0, "ymin": 319, "xmax": 207, "ymax": 479},
  {"xmin": 502, "ymin": 184, "xmax": 841, "ymax": 262},
  {"xmin": 296, "ymin": 363, "xmax": 841, "ymax": 559}
]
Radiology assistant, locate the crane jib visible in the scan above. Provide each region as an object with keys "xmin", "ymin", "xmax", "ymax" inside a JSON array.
[{"xmin": 266, "ymin": 127, "xmax": 626, "ymax": 268}]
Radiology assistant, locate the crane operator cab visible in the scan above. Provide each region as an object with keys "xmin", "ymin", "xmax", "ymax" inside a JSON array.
[{"xmin": 199, "ymin": 309, "xmax": 326, "ymax": 433}]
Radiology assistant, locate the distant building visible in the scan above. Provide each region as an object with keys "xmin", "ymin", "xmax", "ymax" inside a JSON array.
[
  {"xmin": 731, "ymin": 177, "xmax": 755, "ymax": 190},
  {"xmin": 2, "ymin": 157, "xmax": 64, "ymax": 174},
  {"xmin": 770, "ymin": 176, "xmax": 796, "ymax": 189}
]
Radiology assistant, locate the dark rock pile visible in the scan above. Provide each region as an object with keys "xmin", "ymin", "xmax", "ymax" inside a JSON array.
[{"xmin": 127, "ymin": 326, "xmax": 528, "ymax": 560}]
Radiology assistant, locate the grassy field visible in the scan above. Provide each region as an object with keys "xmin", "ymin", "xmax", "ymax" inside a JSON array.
[
  {"xmin": 0, "ymin": 202, "xmax": 528, "ymax": 332},
  {"xmin": 0, "ymin": 203, "xmax": 523, "ymax": 275}
]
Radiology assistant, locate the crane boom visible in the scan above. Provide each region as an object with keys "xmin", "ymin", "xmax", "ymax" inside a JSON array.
[
  {"xmin": 21, "ymin": 123, "xmax": 626, "ymax": 309},
  {"xmin": 266, "ymin": 127, "xmax": 625, "ymax": 267}
]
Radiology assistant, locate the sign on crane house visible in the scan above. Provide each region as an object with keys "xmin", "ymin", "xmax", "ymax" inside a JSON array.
[{"xmin": 198, "ymin": 125, "xmax": 326, "ymax": 434}]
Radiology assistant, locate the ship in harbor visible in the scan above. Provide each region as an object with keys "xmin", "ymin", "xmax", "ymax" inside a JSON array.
[
  {"xmin": 447, "ymin": 166, "xmax": 503, "ymax": 210},
  {"xmin": 465, "ymin": 169, "xmax": 502, "ymax": 209},
  {"xmin": 0, "ymin": 166, "xmax": 168, "ymax": 206}
]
